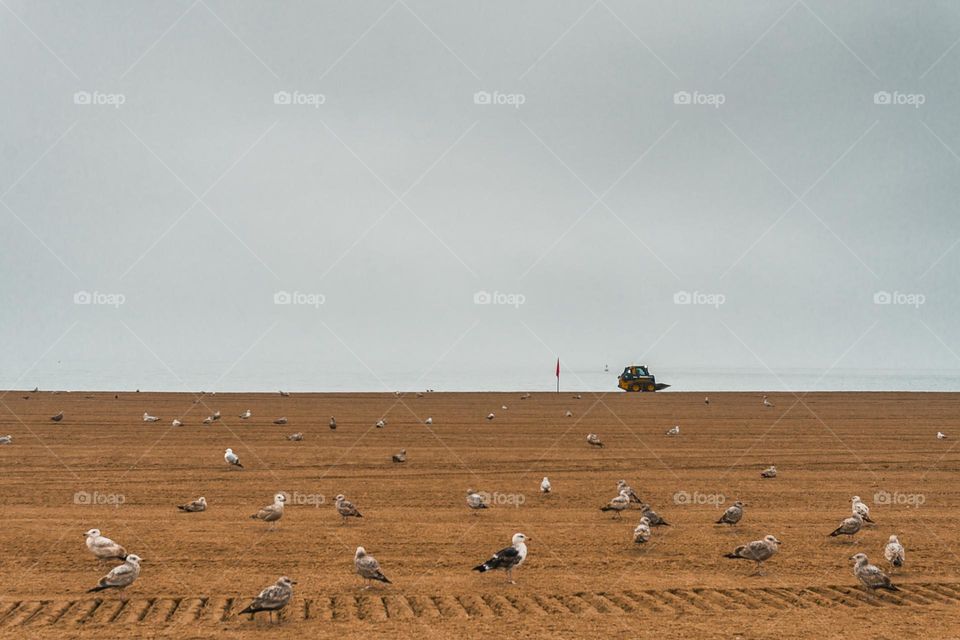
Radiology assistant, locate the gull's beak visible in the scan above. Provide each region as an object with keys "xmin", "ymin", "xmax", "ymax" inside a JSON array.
[
  {"xmin": 291, "ymin": 580, "xmax": 298, "ymax": 585},
  {"xmin": 526, "ymin": 537, "xmax": 533, "ymax": 542}
]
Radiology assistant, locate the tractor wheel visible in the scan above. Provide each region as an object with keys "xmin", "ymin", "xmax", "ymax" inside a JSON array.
[
  {"xmin": 646, "ymin": 383, "xmax": 655, "ymax": 392},
  {"xmin": 630, "ymin": 382, "xmax": 642, "ymax": 392}
]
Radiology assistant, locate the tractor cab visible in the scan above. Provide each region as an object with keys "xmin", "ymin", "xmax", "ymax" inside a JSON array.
[{"xmin": 617, "ymin": 365, "xmax": 670, "ymax": 392}]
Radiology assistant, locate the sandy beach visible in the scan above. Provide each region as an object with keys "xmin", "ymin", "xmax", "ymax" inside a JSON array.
[{"xmin": 0, "ymin": 390, "xmax": 958, "ymax": 639}]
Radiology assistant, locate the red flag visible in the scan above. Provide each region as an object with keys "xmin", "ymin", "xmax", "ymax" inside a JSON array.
[{"xmin": 556, "ymin": 358, "xmax": 560, "ymax": 378}]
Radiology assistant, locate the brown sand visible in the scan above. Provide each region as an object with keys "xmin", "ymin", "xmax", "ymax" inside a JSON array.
[{"xmin": 0, "ymin": 390, "xmax": 958, "ymax": 639}]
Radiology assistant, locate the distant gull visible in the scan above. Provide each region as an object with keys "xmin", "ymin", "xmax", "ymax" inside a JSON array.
[
  {"xmin": 279, "ymin": 390, "xmax": 290, "ymax": 397},
  {"xmin": 375, "ymin": 419, "xmax": 386, "ymax": 429},
  {"xmin": 586, "ymin": 433, "xmax": 604, "ymax": 448},
  {"xmin": 203, "ymin": 416, "xmax": 213, "ymax": 424},
  {"xmin": 520, "ymin": 393, "xmax": 531, "ymax": 400},
  {"xmin": 417, "ymin": 392, "xmax": 424, "ymax": 398},
  {"xmin": 329, "ymin": 417, "xmax": 337, "ymax": 430},
  {"xmin": 239, "ymin": 576, "xmax": 296, "ymax": 623},
  {"xmin": 601, "ymin": 490, "xmax": 630, "ymax": 519},
  {"xmin": 273, "ymin": 417, "xmax": 288, "ymax": 425},
  {"xmin": 392, "ymin": 449, "xmax": 406, "ymax": 463},
  {"xmin": 171, "ymin": 419, "xmax": 183, "ymax": 427},
  {"xmin": 665, "ymin": 425, "xmax": 680, "ymax": 436},
  {"xmin": 224, "ymin": 448, "xmax": 244, "ymax": 469},
  {"xmin": 287, "ymin": 432, "xmax": 303, "ymax": 441},
  {"xmin": 212, "ymin": 410, "xmax": 221, "ymax": 420},
  {"xmin": 84, "ymin": 529, "xmax": 127, "ymax": 560},
  {"xmin": 760, "ymin": 465, "xmax": 777, "ymax": 478},
  {"xmin": 50, "ymin": 411, "xmax": 64, "ymax": 422},
  {"xmin": 251, "ymin": 493, "xmax": 286, "ymax": 529},
  {"xmin": 239, "ymin": 409, "xmax": 252, "ymax": 419},
  {"xmin": 177, "ymin": 496, "xmax": 207, "ymax": 512},
  {"xmin": 829, "ymin": 513, "xmax": 863, "ymax": 540},
  {"xmin": 851, "ymin": 553, "xmax": 899, "ymax": 592},
  {"xmin": 633, "ymin": 517, "xmax": 652, "ymax": 544},
  {"xmin": 564, "ymin": 410, "xmax": 573, "ymax": 417},
  {"xmin": 501, "ymin": 405, "xmax": 508, "ymax": 410},
  {"xmin": 572, "ymin": 394, "xmax": 582, "ymax": 399},
  {"xmin": 472, "ymin": 532, "xmax": 530, "ymax": 584},
  {"xmin": 355, "ymin": 547, "xmax": 392, "ymax": 588},
  {"xmin": 143, "ymin": 412, "xmax": 159, "ymax": 423},
  {"xmin": 0, "ymin": 435, "xmax": 12, "ymax": 445},
  {"xmin": 884, "ymin": 535, "xmax": 905, "ymax": 571},
  {"xmin": 717, "ymin": 501, "xmax": 744, "ymax": 525},
  {"xmin": 424, "ymin": 417, "xmax": 433, "ymax": 425},
  {"xmin": 724, "ymin": 535, "xmax": 781, "ymax": 575},
  {"xmin": 704, "ymin": 396, "xmax": 710, "ymax": 405},
  {"xmin": 640, "ymin": 503, "xmax": 670, "ymax": 526},
  {"xmin": 937, "ymin": 431, "xmax": 947, "ymax": 439},
  {"xmin": 851, "ymin": 496, "xmax": 875, "ymax": 523},
  {"xmin": 540, "ymin": 477, "xmax": 551, "ymax": 494},
  {"xmin": 466, "ymin": 489, "xmax": 489, "ymax": 514},
  {"xmin": 486, "ymin": 413, "xmax": 495, "ymax": 421},
  {"xmin": 87, "ymin": 554, "xmax": 141, "ymax": 601},
  {"xmin": 762, "ymin": 395, "xmax": 774, "ymax": 408},
  {"xmin": 335, "ymin": 494, "xmax": 363, "ymax": 523},
  {"xmin": 616, "ymin": 480, "xmax": 642, "ymax": 505}
]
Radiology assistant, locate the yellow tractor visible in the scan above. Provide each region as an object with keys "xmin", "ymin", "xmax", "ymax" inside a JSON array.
[{"xmin": 617, "ymin": 365, "xmax": 670, "ymax": 392}]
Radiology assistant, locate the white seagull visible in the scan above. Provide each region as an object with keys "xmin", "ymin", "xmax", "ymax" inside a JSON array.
[
  {"xmin": 0, "ymin": 435, "xmax": 12, "ymax": 445},
  {"xmin": 424, "ymin": 417, "xmax": 433, "ymax": 425},
  {"xmin": 633, "ymin": 517, "xmax": 652, "ymax": 544},
  {"xmin": 355, "ymin": 546, "xmax": 392, "ymax": 588},
  {"xmin": 600, "ymin": 490, "xmax": 630, "ymax": 519},
  {"xmin": 87, "ymin": 554, "xmax": 142, "ymax": 601},
  {"xmin": 486, "ymin": 413, "xmax": 495, "ymax": 421},
  {"xmin": 143, "ymin": 412, "xmax": 159, "ymax": 422},
  {"xmin": 239, "ymin": 576, "xmax": 296, "ymax": 623},
  {"xmin": 851, "ymin": 496, "xmax": 875, "ymax": 523},
  {"xmin": 83, "ymin": 529, "xmax": 127, "ymax": 560},
  {"xmin": 224, "ymin": 448, "xmax": 243, "ymax": 469},
  {"xmin": 239, "ymin": 409, "xmax": 252, "ymax": 419},
  {"xmin": 251, "ymin": 493, "xmax": 286, "ymax": 529},
  {"xmin": 665, "ymin": 425, "xmax": 680, "ymax": 436},
  {"xmin": 724, "ymin": 535, "xmax": 781, "ymax": 575},
  {"xmin": 540, "ymin": 477, "xmax": 551, "ymax": 494},
  {"xmin": 466, "ymin": 489, "xmax": 489, "ymax": 514},
  {"xmin": 884, "ymin": 535, "xmax": 905, "ymax": 572},
  {"xmin": 473, "ymin": 533, "xmax": 530, "ymax": 584},
  {"xmin": 760, "ymin": 465, "xmax": 777, "ymax": 478},
  {"xmin": 851, "ymin": 553, "xmax": 899, "ymax": 592},
  {"xmin": 171, "ymin": 419, "xmax": 183, "ymax": 427},
  {"xmin": 762, "ymin": 395, "xmax": 774, "ymax": 408},
  {"xmin": 586, "ymin": 433, "xmax": 604, "ymax": 448},
  {"xmin": 937, "ymin": 431, "xmax": 946, "ymax": 440}
]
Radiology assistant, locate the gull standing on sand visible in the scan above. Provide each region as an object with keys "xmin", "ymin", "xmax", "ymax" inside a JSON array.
[
  {"xmin": 762, "ymin": 395, "xmax": 774, "ymax": 408},
  {"xmin": 143, "ymin": 412, "xmax": 159, "ymax": 422},
  {"xmin": 586, "ymin": 433, "xmax": 604, "ymax": 448},
  {"xmin": 851, "ymin": 553, "xmax": 899, "ymax": 592},
  {"xmin": 279, "ymin": 390, "xmax": 290, "ymax": 397},
  {"xmin": 375, "ymin": 419, "xmax": 386, "ymax": 429},
  {"xmin": 564, "ymin": 410, "xmax": 573, "ymax": 417},
  {"xmin": 355, "ymin": 547, "xmax": 391, "ymax": 588},
  {"xmin": 473, "ymin": 533, "xmax": 530, "ymax": 584},
  {"xmin": 717, "ymin": 501, "xmax": 744, "ymax": 526},
  {"xmin": 760, "ymin": 465, "xmax": 777, "ymax": 478},
  {"xmin": 829, "ymin": 513, "xmax": 863, "ymax": 540},
  {"xmin": 540, "ymin": 477, "xmax": 551, "ymax": 494},
  {"xmin": 851, "ymin": 496, "xmax": 875, "ymax": 523},
  {"xmin": 392, "ymin": 449, "xmax": 406, "ymax": 463},
  {"xmin": 50, "ymin": 411, "xmax": 64, "ymax": 422},
  {"xmin": 273, "ymin": 417, "xmax": 288, "ymax": 425},
  {"xmin": 287, "ymin": 432, "xmax": 303, "ymax": 441},
  {"xmin": 213, "ymin": 410, "xmax": 221, "ymax": 420},
  {"xmin": 633, "ymin": 517, "xmax": 652, "ymax": 544},
  {"xmin": 884, "ymin": 535, "xmax": 905, "ymax": 571},
  {"xmin": 486, "ymin": 413, "xmax": 495, "ymax": 421},
  {"xmin": 171, "ymin": 419, "xmax": 183, "ymax": 427},
  {"xmin": 704, "ymin": 396, "xmax": 709, "ymax": 405},
  {"xmin": 937, "ymin": 431, "xmax": 947, "ymax": 439},
  {"xmin": 665, "ymin": 425, "xmax": 680, "ymax": 436},
  {"xmin": 724, "ymin": 535, "xmax": 781, "ymax": 575},
  {"xmin": 329, "ymin": 417, "xmax": 337, "ymax": 430},
  {"xmin": 224, "ymin": 448, "xmax": 244, "ymax": 469},
  {"xmin": 87, "ymin": 554, "xmax": 141, "ymax": 601},
  {"xmin": 601, "ymin": 490, "xmax": 630, "ymax": 519},
  {"xmin": 335, "ymin": 494, "xmax": 363, "ymax": 523},
  {"xmin": 177, "ymin": 497, "xmax": 207, "ymax": 512},
  {"xmin": 239, "ymin": 576, "xmax": 296, "ymax": 623},
  {"xmin": 616, "ymin": 480, "xmax": 642, "ymax": 505},
  {"xmin": 466, "ymin": 489, "xmax": 489, "ymax": 514},
  {"xmin": 203, "ymin": 416, "xmax": 213, "ymax": 424},
  {"xmin": 0, "ymin": 435, "xmax": 11, "ymax": 445},
  {"xmin": 84, "ymin": 529, "xmax": 127, "ymax": 560},
  {"xmin": 239, "ymin": 409, "xmax": 252, "ymax": 419},
  {"xmin": 424, "ymin": 417, "xmax": 433, "ymax": 425},
  {"xmin": 640, "ymin": 503, "xmax": 670, "ymax": 526},
  {"xmin": 251, "ymin": 493, "xmax": 286, "ymax": 529}
]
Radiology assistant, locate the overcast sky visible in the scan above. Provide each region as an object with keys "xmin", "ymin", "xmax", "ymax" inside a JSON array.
[{"xmin": 2, "ymin": 0, "xmax": 960, "ymax": 391}]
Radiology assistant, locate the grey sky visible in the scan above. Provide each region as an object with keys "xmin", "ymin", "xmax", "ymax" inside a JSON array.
[{"xmin": 2, "ymin": 1, "xmax": 960, "ymax": 391}]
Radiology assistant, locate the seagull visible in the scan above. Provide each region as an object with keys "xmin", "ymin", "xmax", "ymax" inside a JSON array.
[
  {"xmin": 83, "ymin": 529, "xmax": 127, "ymax": 560},
  {"xmin": 212, "ymin": 410, "xmax": 221, "ymax": 420},
  {"xmin": 417, "ymin": 392, "xmax": 424, "ymax": 398},
  {"xmin": 143, "ymin": 412, "xmax": 159, "ymax": 422},
  {"xmin": 937, "ymin": 431, "xmax": 947, "ymax": 439},
  {"xmin": 724, "ymin": 535, "xmax": 781, "ymax": 575},
  {"xmin": 762, "ymin": 395, "xmax": 774, "ymax": 408},
  {"xmin": 884, "ymin": 535, "xmax": 905, "ymax": 572},
  {"xmin": 177, "ymin": 496, "xmax": 207, "ymax": 512},
  {"xmin": 251, "ymin": 493, "xmax": 286, "ymax": 529},
  {"xmin": 224, "ymin": 448, "xmax": 243, "ymax": 469},
  {"xmin": 203, "ymin": 416, "xmax": 213, "ymax": 424},
  {"xmin": 171, "ymin": 419, "xmax": 183, "ymax": 427},
  {"xmin": 392, "ymin": 449, "xmax": 406, "ymax": 463},
  {"xmin": 279, "ymin": 390, "xmax": 290, "ymax": 397},
  {"xmin": 851, "ymin": 496, "xmax": 875, "ymax": 523},
  {"xmin": 760, "ymin": 465, "xmax": 777, "ymax": 478},
  {"xmin": 486, "ymin": 413, "xmax": 495, "ymax": 421},
  {"xmin": 424, "ymin": 417, "xmax": 433, "ymax": 425},
  {"xmin": 829, "ymin": 513, "xmax": 863, "ymax": 540},
  {"xmin": 633, "ymin": 517, "xmax": 652, "ymax": 544},
  {"xmin": 586, "ymin": 433, "xmax": 604, "ymax": 448},
  {"xmin": 640, "ymin": 503, "xmax": 670, "ymax": 526},
  {"xmin": 355, "ymin": 547, "xmax": 391, "ymax": 588},
  {"xmin": 239, "ymin": 409, "xmax": 252, "ymax": 419},
  {"xmin": 716, "ymin": 501, "xmax": 744, "ymax": 525},
  {"xmin": 704, "ymin": 396, "xmax": 709, "ymax": 405},
  {"xmin": 665, "ymin": 425, "xmax": 680, "ymax": 436},
  {"xmin": 287, "ymin": 432, "xmax": 303, "ymax": 441},
  {"xmin": 466, "ymin": 489, "xmax": 489, "ymax": 514},
  {"xmin": 472, "ymin": 533, "xmax": 530, "ymax": 584},
  {"xmin": 601, "ymin": 490, "xmax": 630, "ymax": 519},
  {"xmin": 375, "ymin": 419, "xmax": 386, "ymax": 428},
  {"xmin": 273, "ymin": 417, "xmax": 288, "ymax": 425},
  {"xmin": 0, "ymin": 435, "xmax": 12, "ymax": 445},
  {"xmin": 501, "ymin": 405, "xmax": 508, "ymax": 410},
  {"xmin": 50, "ymin": 411, "xmax": 64, "ymax": 422},
  {"xmin": 87, "ymin": 554, "xmax": 142, "ymax": 601},
  {"xmin": 851, "ymin": 553, "xmax": 899, "ymax": 592},
  {"xmin": 520, "ymin": 393, "xmax": 531, "ymax": 400},
  {"xmin": 540, "ymin": 477, "xmax": 551, "ymax": 494},
  {"xmin": 329, "ymin": 417, "xmax": 337, "ymax": 430},
  {"xmin": 616, "ymin": 480, "xmax": 642, "ymax": 505},
  {"xmin": 335, "ymin": 494, "xmax": 363, "ymax": 523},
  {"xmin": 564, "ymin": 410, "xmax": 573, "ymax": 417},
  {"xmin": 239, "ymin": 576, "xmax": 296, "ymax": 623},
  {"xmin": 572, "ymin": 394, "xmax": 582, "ymax": 399}
]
